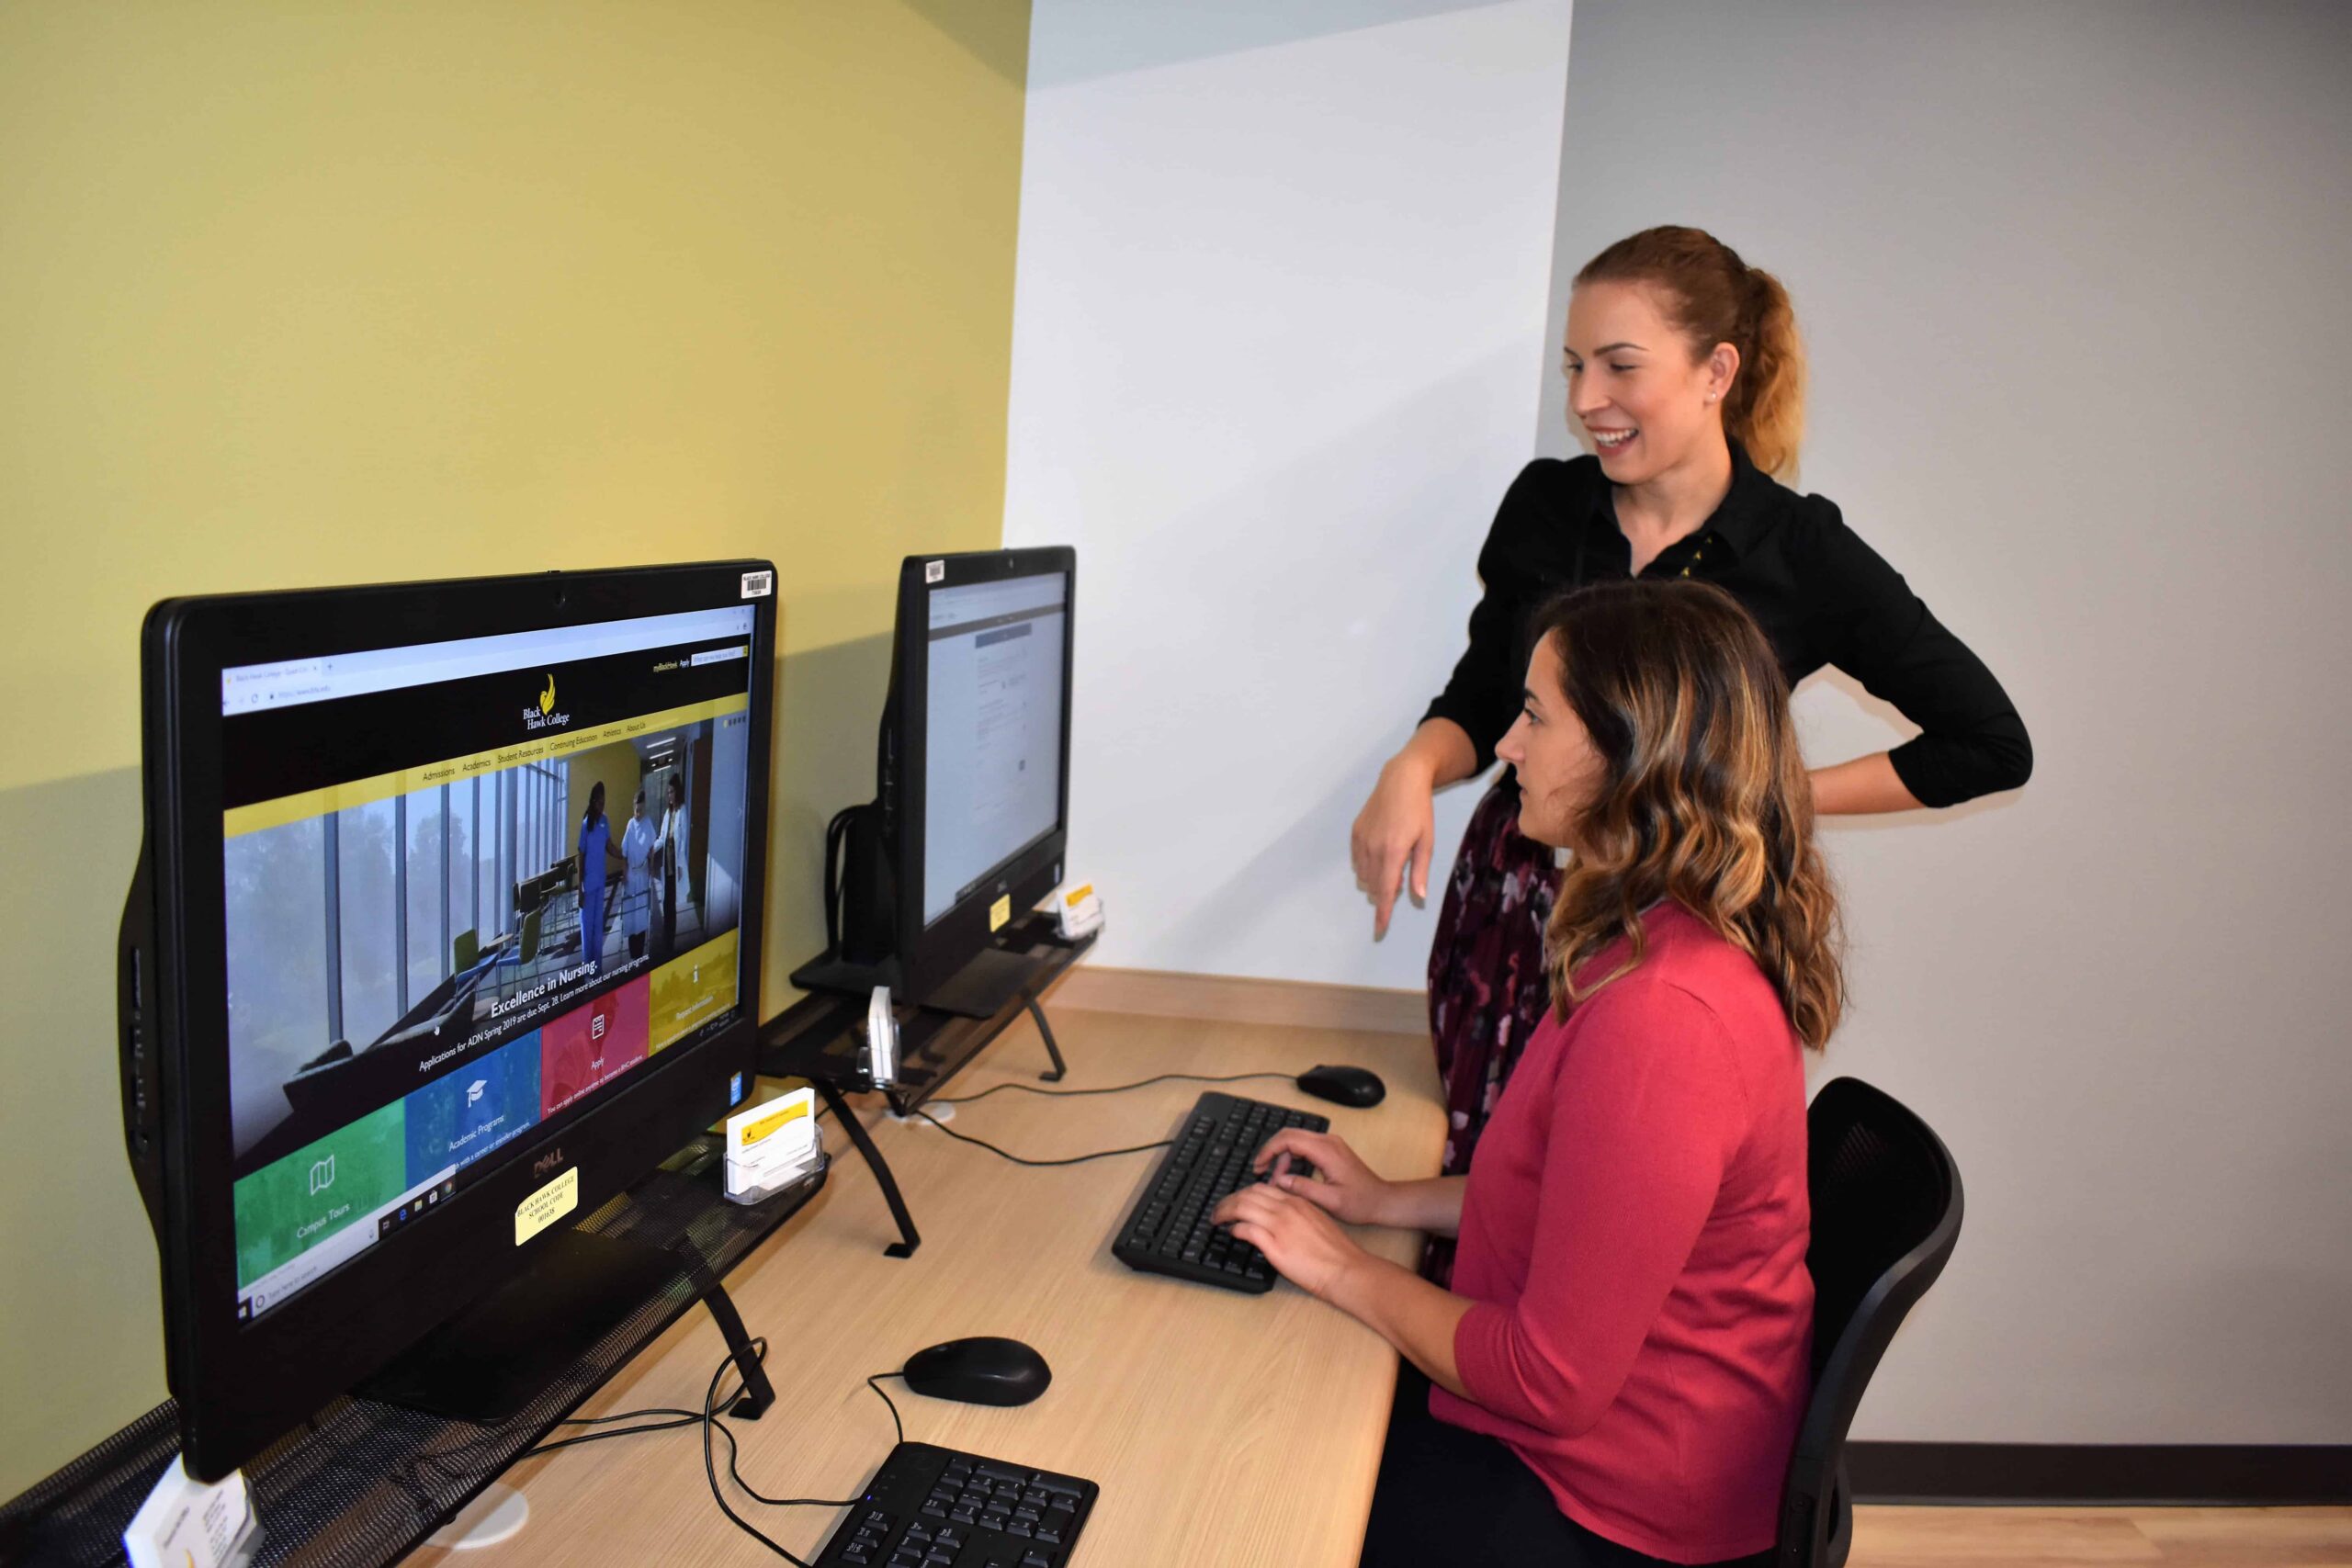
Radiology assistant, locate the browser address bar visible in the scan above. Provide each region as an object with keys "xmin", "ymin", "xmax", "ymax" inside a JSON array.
[{"xmin": 221, "ymin": 606, "xmax": 754, "ymax": 715}]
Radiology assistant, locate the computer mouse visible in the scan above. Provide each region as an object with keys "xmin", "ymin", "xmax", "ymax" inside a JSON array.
[
  {"xmin": 1295, "ymin": 1065, "xmax": 1385, "ymax": 1109},
  {"xmin": 901, "ymin": 1337, "xmax": 1053, "ymax": 1406}
]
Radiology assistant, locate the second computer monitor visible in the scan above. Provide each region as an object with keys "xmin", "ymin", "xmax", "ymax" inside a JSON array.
[{"xmin": 889, "ymin": 547, "xmax": 1074, "ymax": 1015}]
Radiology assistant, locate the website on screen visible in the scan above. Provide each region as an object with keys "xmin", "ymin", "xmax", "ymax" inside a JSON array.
[
  {"xmin": 922, "ymin": 574, "xmax": 1067, "ymax": 926},
  {"xmin": 219, "ymin": 606, "xmax": 754, "ymax": 1321}
]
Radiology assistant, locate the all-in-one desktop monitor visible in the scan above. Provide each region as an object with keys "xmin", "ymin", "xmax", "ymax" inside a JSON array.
[
  {"xmin": 119, "ymin": 561, "xmax": 777, "ymax": 1480},
  {"xmin": 800, "ymin": 547, "xmax": 1075, "ymax": 1018}
]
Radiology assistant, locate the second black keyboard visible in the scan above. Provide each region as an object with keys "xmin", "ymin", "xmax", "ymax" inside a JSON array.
[
  {"xmin": 809, "ymin": 1442, "xmax": 1098, "ymax": 1567},
  {"xmin": 1110, "ymin": 1091, "xmax": 1329, "ymax": 1293}
]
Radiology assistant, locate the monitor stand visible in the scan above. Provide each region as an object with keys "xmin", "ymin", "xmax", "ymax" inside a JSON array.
[
  {"xmin": 356, "ymin": 1229, "xmax": 772, "ymax": 1425},
  {"xmin": 790, "ymin": 941, "xmax": 1056, "ymax": 1021},
  {"xmin": 920, "ymin": 944, "xmax": 1056, "ymax": 1020}
]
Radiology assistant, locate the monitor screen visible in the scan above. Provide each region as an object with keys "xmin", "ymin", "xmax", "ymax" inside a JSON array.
[
  {"xmin": 920, "ymin": 570, "xmax": 1069, "ymax": 926},
  {"xmin": 217, "ymin": 604, "xmax": 757, "ymax": 1323}
]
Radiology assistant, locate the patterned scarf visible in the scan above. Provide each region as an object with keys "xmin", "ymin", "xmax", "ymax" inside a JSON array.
[{"xmin": 1421, "ymin": 773, "xmax": 1558, "ymax": 1283}]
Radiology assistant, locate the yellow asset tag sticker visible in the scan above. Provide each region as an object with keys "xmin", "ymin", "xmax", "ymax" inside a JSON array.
[
  {"xmin": 514, "ymin": 1168, "xmax": 579, "ymax": 1245},
  {"xmin": 989, "ymin": 894, "xmax": 1012, "ymax": 931}
]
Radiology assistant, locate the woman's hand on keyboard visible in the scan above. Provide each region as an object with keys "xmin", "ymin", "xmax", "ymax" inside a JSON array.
[
  {"xmin": 1212, "ymin": 1182, "xmax": 1367, "ymax": 1301},
  {"xmin": 1253, "ymin": 1130, "xmax": 1393, "ymax": 1226}
]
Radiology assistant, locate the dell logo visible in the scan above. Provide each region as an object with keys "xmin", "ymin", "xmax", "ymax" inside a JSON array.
[{"xmin": 534, "ymin": 1148, "xmax": 567, "ymax": 1179}]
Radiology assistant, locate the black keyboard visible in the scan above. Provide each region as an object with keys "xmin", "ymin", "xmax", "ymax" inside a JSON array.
[
  {"xmin": 1110, "ymin": 1091, "xmax": 1329, "ymax": 1293},
  {"xmin": 810, "ymin": 1442, "xmax": 1098, "ymax": 1568}
]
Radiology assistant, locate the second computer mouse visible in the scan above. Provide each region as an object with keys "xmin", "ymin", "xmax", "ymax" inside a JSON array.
[
  {"xmin": 901, "ymin": 1337, "xmax": 1053, "ymax": 1406},
  {"xmin": 1295, "ymin": 1065, "xmax": 1386, "ymax": 1109}
]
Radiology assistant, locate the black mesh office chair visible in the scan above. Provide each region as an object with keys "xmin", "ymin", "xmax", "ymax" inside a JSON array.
[{"xmin": 1777, "ymin": 1077, "xmax": 1964, "ymax": 1567}]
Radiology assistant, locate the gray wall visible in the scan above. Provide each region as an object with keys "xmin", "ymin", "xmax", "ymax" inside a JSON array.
[{"xmin": 1544, "ymin": 1, "xmax": 2352, "ymax": 1441}]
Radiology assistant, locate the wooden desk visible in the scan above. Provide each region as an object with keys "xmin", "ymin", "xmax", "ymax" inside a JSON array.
[{"xmin": 424, "ymin": 1003, "xmax": 1444, "ymax": 1568}]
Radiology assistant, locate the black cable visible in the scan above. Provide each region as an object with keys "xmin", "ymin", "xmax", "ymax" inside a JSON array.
[
  {"xmin": 697, "ymin": 1348, "xmax": 820, "ymax": 1566},
  {"xmin": 507, "ymin": 1337, "xmax": 916, "ymax": 1566},
  {"xmin": 514, "ymin": 1348, "xmax": 764, "ymax": 1461},
  {"xmin": 708, "ymin": 1418, "xmax": 865, "ymax": 1510},
  {"xmin": 929, "ymin": 1070, "xmax": 1295, "ymax": 1108},
  {"xmin": 559, "ymin": 1404, "xmax": 707, "ymax": 1427},
  {"xmin": 904, "ymin": 1070, "xmax": 1301, "ymax": 1166},
  {"xmin": 515, "ymin": 1411, "xmax": 702, "ymax": 1456},
  {"xmin": 865, "ymin": 1372, "xmax": 905, "ymax": 1449},
  {"xmin": 907, "ymin": 1107, "xmax": 1172, "ymax": 1167}
]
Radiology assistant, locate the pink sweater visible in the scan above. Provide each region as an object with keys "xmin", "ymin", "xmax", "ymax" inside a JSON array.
[{"xmin": 1434, "ymin": 903, "xmax": 1813, "ymax": 1562}]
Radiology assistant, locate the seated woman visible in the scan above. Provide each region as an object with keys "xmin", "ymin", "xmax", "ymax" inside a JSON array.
[{"xmin": 1215, "ymin": 580, "xmax": 1840, "ymax": 1567}]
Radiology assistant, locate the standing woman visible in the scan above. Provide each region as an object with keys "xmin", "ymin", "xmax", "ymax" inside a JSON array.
[
  {"xmin": 576, "ymin": 782, "xmax": 615, "ymax": 971},
  {"xmin": 655, "ymin": 773, "xmax": 691, "ymax": 959},
  {"xmin": 621, "ymin": 787, "xmax": 655, "ymax": 963},
  {"xmin": 1351, "ymin": 226, "xmax": 2029, "ymax": 1230}
]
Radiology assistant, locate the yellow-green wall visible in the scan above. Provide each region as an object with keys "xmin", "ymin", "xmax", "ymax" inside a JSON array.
[{"xmin": 0, "ymin": 0, "xmax": 1027, "ymax": 1495}]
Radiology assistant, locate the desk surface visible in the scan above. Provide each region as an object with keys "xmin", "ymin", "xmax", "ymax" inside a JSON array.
[{"xmin": 422, "ymin": 1002, "xmax": 1444, "ymax": 1568}]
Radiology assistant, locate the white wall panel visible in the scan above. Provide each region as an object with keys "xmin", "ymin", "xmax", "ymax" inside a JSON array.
[{"xmin": 1005, "ymin": 0, "xmax": 1576, "ymax": 986}]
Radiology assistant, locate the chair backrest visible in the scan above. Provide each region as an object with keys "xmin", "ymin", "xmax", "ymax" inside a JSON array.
[
  {"xmin": 516, "ymin": 906, "xmax": 544, "ymax": 965},
  {"xmin": 1778, "ymin": 1077, "xmax": 1964, "ymax": 1568},
  {"xmin": 452, "ymin": 927, "xmax": 479, "ymax": 974}
]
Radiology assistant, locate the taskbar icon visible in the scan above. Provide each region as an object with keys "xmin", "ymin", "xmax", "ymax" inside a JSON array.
[{"xmin": 379, "ymin": 1179, "xmax": 463, "ymax": 1238}]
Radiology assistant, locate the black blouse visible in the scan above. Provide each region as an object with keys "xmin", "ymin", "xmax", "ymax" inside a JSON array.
[{"xmin": 1422, "ymin": 444, "xmax": 2031, "ymax": 807}]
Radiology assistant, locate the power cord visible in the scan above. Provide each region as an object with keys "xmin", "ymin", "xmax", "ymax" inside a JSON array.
[
  {"xmin": 864, "ymin": 1372, "xmax": 905, "ymax": 1448},
  {"xmin": 906, "ymin": 1109, "xmax": 1173, "ymax": 1167},
  {"xmin": 929, "ymin": 1070, "xmax": 1295, "ymax": 1107},
  {"xmin": 905, "ymin": 1070, "xmax": 1301, "ymax": 1166},
  {"xmin": 515, "ymin": 1339, "xmax": 907, "ymax": 1566},
  {"xmin": 515, "ymin": 1340, "xmax": 770, "ymax": 1462}
]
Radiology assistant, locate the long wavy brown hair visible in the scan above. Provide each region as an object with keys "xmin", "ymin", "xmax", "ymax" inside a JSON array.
[{"xmin": 1534, "ymin": 581, "xmax": 1843, "ymax": 1049}]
